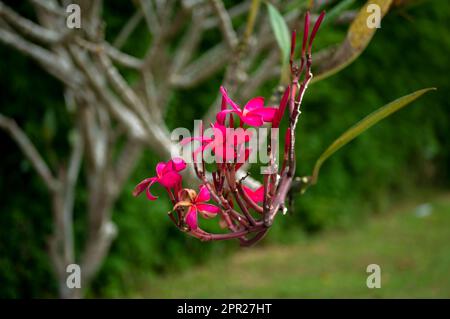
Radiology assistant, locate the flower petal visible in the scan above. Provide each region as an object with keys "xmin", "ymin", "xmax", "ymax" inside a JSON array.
[
  {"xmin": 220, "ymin": 86, "xmax": 241, "ymax": 112},
  {"xmin": 132, "ymin": 177, "xmax": 156, "ymax": 197},
  {"xmin": 173, "ymin": 201, "xmax": 193, "ymax": 210},
  {"xmin": 250, "ymin": 107, "xmax": 278, "ymax": 122},
  {"xmin": 158, "ymin": 171, "xmax": 181, "ymax": 188},
  {"xmin": 145, "ymin": 178, "xmax": 159, "ymax": 200},
  {"xmin": 241, "ymin": 113, "xmax": 264, "ymax": 126},
  {"xmin": 243, "ymin": 97, "xmax": 264, "ymax": 112},
  {"xmin": 171, "ymin": 157, "xmax": 187, "ymax": 172},
  {"xmin": 216, "ymin": 109, "xmax": 236, "ymax": 125},
  {"xmin": 196, "ymin": 203, "xmax": 220, "ymax": 218},
  {"xmin": 155, "ymin": 163, "xmax": 166, "ymax": 178},
  {"xmin": 196, "ymin": 185, "xmax": 210, "ymax": 203},
  {"xmin": 178, "ymin": 188, "xmax": 197, "ymax": 202},
  {"xmin": 185, "ymin": 206, "xmax": 198, "ymax": 230}
]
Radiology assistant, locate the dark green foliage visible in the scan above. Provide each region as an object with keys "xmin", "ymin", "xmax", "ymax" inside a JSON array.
[{"xmin": 0, "ymin": 49, "xmax": 62, "ymax": 298}]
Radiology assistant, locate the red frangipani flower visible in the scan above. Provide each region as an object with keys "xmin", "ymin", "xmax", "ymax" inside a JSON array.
[
  {"xmin": 133, "ymin": 10, "xmax": 326, "ymax": 245},
  {"xmin": 217, "ymin": 86, "xmax": 277, "ymax": 127},
  {"xmin": 174, "ymin": 186, "xmax": 220, "ymax": 230},
  {"xmin": 133, "ymin": 157, "xmax": 186, "ymax": 200},
  {"xmin": 207, "ymin": 123, "xmax": 252, "ymax": 164},
  {"xmin": 181, "ymin": 122, "xmax": 253, "ymax": 165}
]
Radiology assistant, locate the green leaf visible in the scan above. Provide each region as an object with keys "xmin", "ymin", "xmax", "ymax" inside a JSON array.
[
  {"xmin": 310, "ymin": 88, "xmax": 436, "ymax": 184},
  {"xmin": 313, "ymin": 0, "xmax": 393, "ymax": 83},
  {"xmin": 320, "ymin": 0, "xmax": 356, "ymax": 27},
  {"xmin": 266, "ymin": 3, "xmax": 290, "ymax": 64}
]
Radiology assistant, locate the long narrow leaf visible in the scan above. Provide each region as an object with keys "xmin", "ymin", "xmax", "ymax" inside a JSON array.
[
  {"xmin": 311, "ymin": 88, "xmax": 436, "ymax": 184},
  {"xmin": 267, "ymin": 3, "xmax": 290, "ymax": 64}
]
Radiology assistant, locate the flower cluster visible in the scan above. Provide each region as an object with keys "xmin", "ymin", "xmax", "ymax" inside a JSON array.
[{"xmin": 134, "ymin": 11, "xmax": 325, "ymax": 246}]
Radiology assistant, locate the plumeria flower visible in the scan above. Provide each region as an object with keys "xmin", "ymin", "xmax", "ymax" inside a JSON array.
[
  {"xmin": 173, "ymin": 185, "xmax": 220, "ymax": 230},
  {"xmin": 207, "ymin": 123, "xmax": 252, "ymax": 164},
  {"xmin": 242, "ymin": 185, "xmax": 264, "ymax": 203},
  {"xmin": 180, "ymin": 122, "xmax": 252, "ymax": 166},
  {"xmin": 133, "ymin": 157, "xmax": 186, "ymax": 200},
  {"xmin": 217, "ymin": 86, "xmax": 277, "ymax": 127}
]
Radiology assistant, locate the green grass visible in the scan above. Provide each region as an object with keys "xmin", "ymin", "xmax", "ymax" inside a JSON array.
[{"xmin": 135, "ymin": 194, "xmax": 450, "ymax": 298}]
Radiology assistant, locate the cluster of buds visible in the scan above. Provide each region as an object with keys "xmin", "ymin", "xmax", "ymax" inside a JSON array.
[{"xmin": 133, "ymin": 11, "xmax": 325, "ymax": 246}]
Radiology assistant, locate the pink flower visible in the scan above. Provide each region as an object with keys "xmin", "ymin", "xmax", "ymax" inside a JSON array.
[
  {"xmin": 133, "ymin": 157, "xmax": 186, "ymax": 200},
  {"xmin": 242, "ymin": 185, "xmax": 264, "ymax": 203},
  {"xmin": 208, "ymin": 123, "xmax": 252, "ymax": 164},
  {"xmin": 174, "ymin": 185, "xmax": 220, "ymax": 230},
  {"xmin": 216, "ymin": 86, "xmax": 277, "ymax": 127},
  {"xmin": 181, "ymin": 122, "xmax": 252, "ymax": 165}
]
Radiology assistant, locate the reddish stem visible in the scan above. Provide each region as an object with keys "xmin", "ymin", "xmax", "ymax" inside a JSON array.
[{"xmin": 237, "ymin": 183, "xmax": 263, "ymax": 214}]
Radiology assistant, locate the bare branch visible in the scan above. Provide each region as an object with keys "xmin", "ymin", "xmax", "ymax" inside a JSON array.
[
  {"xmin": 203, "ymin": 1, "xmax": 249, "ymax": 30},
  {"xmin": 139, "ymin": 0, "xmax": 160, "ymax": 35},
  {"xmin": 67, "ymin": 129, "xmax": 83, "ymax": 190},
  {"xmin": 0, "ymin": 1, "xmax": 68, "ymax": 44},
  {"xmin": 170, "ymin": 7, "xmax": 205, "ymax": 73},
  {"xmin": 91, "ymin": 49, "xmax": 179, "ymax": 161},
  {"xmin": 239, "ymin": 50, "xmax": 280, "ymax": 99},
  {"xmin": 29, "ymin": 0, "xmax": 65, "ymax": 16},
  {"xmin": 75, "ymin": 37, "xmax": 143, "ymax": 69},
  {"xmin": 86, "ymin": 0, "xmax": 103, "ymax": 38},
  {"xmin": 0, "ymin": 114, "xmax": 58, "ymax": 191},
  {"xmin": 141, "ymin": 70, "xmax": 163, "ymax": 120},
  {"xmin": 209, "ymin": 0, "xmax": 237, "ymax": 49},
  {"xmin": 111, "ymin": 138, "xmax": 142, "ymax": 197},
  {"xmin": 170, "ymin": 43, "xmax": 228, "ymax": 88},
  {"xmin": 69, "ymin": 45, "xmax": 147, "ymax": 140},
  {"xmin": 96, "ymin": 51, "xmax": 152, "ymax": 125},
  {"xmin": 81, "ymin": 219, "xmax": 117, "ymax": 287},
  {"xmin": 113, "ymin": 10, "xmax": 143, "ymax": 49},
  {"xmin": 0, "ymin": 27, "xmax": 80, "ymax": 87},
  {"xmin": 58, "ymin": 126, "xmax": 84, "ymax": 281},
  {"xmin": 163, "ymin": 7, "xmax": 189, "ymax": 40},
  {"xmin": 181, "ymin": 0, "xmax": 206, "ymax": 10}
]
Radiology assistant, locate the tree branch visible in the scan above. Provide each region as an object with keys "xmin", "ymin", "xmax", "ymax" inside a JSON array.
[
  {"xmin": 170, "ymin": 43, "xmax": 228, "ymax": 88},
  {"xmin": 0, "ymin": 1, "xmax": 68, "ymax": 44},
  {"xmin": 0, "ymin": 114, "xmax": 58, "ymax": 191},
  {"xmin": 69, "ymin": 45, "xmax": 147, "ymax": 140},
  {"xmin": 170, "ymin": 7, "xmax": 205, "ymax": 73},
  {"xmin": 203, "ymin": 1, "xmax": 249, "ymax": 30},
  {"xmin": 113, "ymin": 10, "xmax": 143, "ymax": 49},
  {"xmin": 0, "ymin": 27, "xmax": 80, "ymax": 87},
  {"xmin": 111, "ymin": 138, "xmax": 142, "ymax": 198},
  {"xmin": 75, "ymin": 37, "xmax": 143, "ymax": 69},
  {"xmin": 29, "ymin": 0, "xmax": 65, "ymax": 17},
  {"xmin": 139, "ymin": 0, "xmax": 160, "ymax": 35},
  {"xmin": 209, "ymin": 0, "xmax": 237, "ymax": 49}
]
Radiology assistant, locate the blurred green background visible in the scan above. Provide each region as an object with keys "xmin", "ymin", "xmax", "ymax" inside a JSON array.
[{"xmin": 0, "ymin": 0, "xmax": 449, "ymax": 298}]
